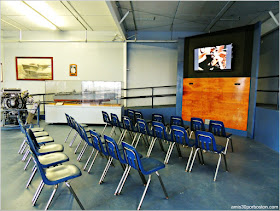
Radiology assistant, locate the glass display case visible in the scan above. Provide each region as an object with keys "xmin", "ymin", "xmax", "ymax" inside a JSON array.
[{"xmin": 44, "ymin": 81, "xmax": 123, "ymax": 124}]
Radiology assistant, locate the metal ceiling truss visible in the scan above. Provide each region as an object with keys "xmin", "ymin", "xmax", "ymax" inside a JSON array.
[
  {"xmin": 116, "ymin": 1, "xmax": 128, "ymax": 32},
  {"xmin": 170, "ymin": 1, "xmax": 180, "ymax": 40}
]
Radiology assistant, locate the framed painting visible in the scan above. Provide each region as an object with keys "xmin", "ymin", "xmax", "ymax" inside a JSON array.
[
  {"xmin": 69, "ymin": 64, "xmax": 77, "ymax": 76},
  {"xmin": 16, "ymin": 57, "xmax": 53, "ymax": 80}
]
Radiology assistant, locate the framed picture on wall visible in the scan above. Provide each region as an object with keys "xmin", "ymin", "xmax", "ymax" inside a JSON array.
[
  {"xmin": 16, "ymin": 57, "xmax": 53, "ymax": 80},
  {"xmin": 69, "ymin": 64, "xmax": 77, "ymax": 76}
]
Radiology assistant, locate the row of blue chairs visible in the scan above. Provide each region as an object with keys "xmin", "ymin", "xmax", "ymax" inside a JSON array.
[
  {"xmin": 101, "ymin": 111, "xmax": 229, "ymax": 181},
  {"xmin": 64, "ymin": 113, "xmax": 169, "ymax": 210},
  {"xmin": 18, "ymin": 116, "xmax": 84, "ymax": 210}
]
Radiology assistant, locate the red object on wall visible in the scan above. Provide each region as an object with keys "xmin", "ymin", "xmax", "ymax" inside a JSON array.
[{"xmin": 182, "ymin": 77, "xmax": 251, "ymax": 131}]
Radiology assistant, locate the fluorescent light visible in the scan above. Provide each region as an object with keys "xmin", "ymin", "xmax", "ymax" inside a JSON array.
[
  {"xmin": 6, "ymin": 1, "xmax": 56, "ymax": 30},
  {"xmin": 26, "ymin": 1, "xmax": 64, "ymax": 27}
]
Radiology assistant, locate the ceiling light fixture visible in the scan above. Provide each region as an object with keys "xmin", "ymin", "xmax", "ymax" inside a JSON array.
[
  {"xmin": 5, "ymin": 1, "xmax": 57, "ymax": 30},
  {"xmin": 24, "ymin": 1, "xmax": 64, "ymax": 27}
]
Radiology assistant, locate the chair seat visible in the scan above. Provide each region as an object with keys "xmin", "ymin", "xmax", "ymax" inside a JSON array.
[
  {"xmin": 45, "ymin": 164, "xmax": 82, "ymax": 183},
  {"xmin": 31, "ymin": 127, "xmax": 44, "ymax": 132},
  {"xmin": 140, "ymin": 157, "xmax": 165, "ymax": 175},
  {"xmin": 225, "ymin": 133, "xmax": 232, "ymax": 138},
  {"xmin": 36, "ymin": 136, "xmax": 54, "ymax": 144},
  {"xmin": 80, "ymin": 123, "xmax": 88, "ymax": 127},
  {"xmin": 38, "ymin": 152, "xmax": 69, "ymax": 167},
  {"xmin": 38, "ymin": 144, "xmax": 64, "ymax": 154},
  {"xmin": 34, "ymin": 131, "xmax": 49, "ymax": 137},
  {"xmin": 205, "ymin": 144, "xmax": 225, "ymax": 153}
]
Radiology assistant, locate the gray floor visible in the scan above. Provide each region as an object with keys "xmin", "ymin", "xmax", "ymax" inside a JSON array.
[{"xmin": 1, "ymin": 121, "xmax": 279, "ymax": 210}]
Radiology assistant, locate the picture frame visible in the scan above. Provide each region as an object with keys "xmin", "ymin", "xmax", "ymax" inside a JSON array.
[
  {"xmin": 16, "ymin": 57, "xmax": 53, "ymax": 80},
  {"xmin": 69, "ymin": 64, "xmax": 77, "ymax": 76}
]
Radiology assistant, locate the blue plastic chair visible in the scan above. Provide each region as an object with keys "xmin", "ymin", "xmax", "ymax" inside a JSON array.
[
  {"xmin": 122, "ymin": 116, "xmax": 139, "ymax": 146},
  {"xmin": 87, "ymin": 130, "xmax": 109, "ymax": 173},
  {"xmin": 118, "ymin": 142, "xmax": 168, "ymax": 210},
  {"xmin": 101, "ymin": 111, "xmax": 114, "ymax": 136},
  {"xmin": 127, "ymin": 109, "xmax": 136, "ymax": 125},
  {"xmin": 135, "ymin": 111, "xmax": 144, "ymax": 120},
  {"xmin": 190, "ymin": 117, "xmax": 205, "ymax": 138},
  {"xmin": 152, "ymin": 113, "xmax": 165, "ymax": 125},
  {"xmin": 64, "ymin": 113, "xmax": 73, "ymax": 143},
  {"xmin": 189, "ymin": 131, "xmax": 228, "ymax": 181},
  {"xmin": 110, "ymin": 113, "xmax": 124, "ymax": 138},
  {"xmin": 147, "ymin": 121, "xmax": 170, "ymax": 157},
  {"xmin": 25, "ymin": 129, "xmax": 69, "ymax": 190},
  {"xmin": 99, "ymin": 135, "xmax": 126, "ymax": 184},
  {"xmin": 27, "ymin": 142, "xmax": 84, "ymax": 210},
  {"xmin": 209, "ymin": 120, "xmax": 233, "ymax": 153},
  {"xmin": 170, "ymin": 116, "xmax": 189, "ymax": 131},
  {"xmin": 169, "ymin": 125, "xmax": 198, "ymax": 170}
]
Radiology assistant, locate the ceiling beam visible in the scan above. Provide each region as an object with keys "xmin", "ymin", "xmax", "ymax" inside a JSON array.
[
  {"xmin": 1, "ymin": 19, "xmax": 22, "ymax": 30},
  {"xmin": 170, "ymin": 1, "xmax": 180, "ymax": 39},
  {"xmin": 129, "ymin": 1, "xmax": 137, "ymax": 31},
  {"xmin": 106, "ymin": 1, "xmax": 126, "ymax": 40},
  {"xmin": 204, "ymin": 1, "xmax": 235, "ymax": 32},
  {"xmin": 115, "ymin": 1, "xmax": 128, "ymax": 32}
]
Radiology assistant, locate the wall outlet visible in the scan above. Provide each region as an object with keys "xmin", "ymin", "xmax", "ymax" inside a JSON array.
[{"xmin": 205, "ymin": 119, "xmax": 210, "ymax": 125}]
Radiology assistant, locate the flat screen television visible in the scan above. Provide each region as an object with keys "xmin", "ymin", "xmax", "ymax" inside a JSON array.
[{"xmin": 194, "ymin": 43, "xmax": 233, "ymax": 71}]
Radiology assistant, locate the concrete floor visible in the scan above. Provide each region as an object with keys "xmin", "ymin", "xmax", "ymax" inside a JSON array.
[{"xmin": 1, "ymin": 121, "xmax": 279, "ymax": 210}]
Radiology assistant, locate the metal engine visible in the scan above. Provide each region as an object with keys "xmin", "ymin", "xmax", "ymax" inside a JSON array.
[{"xmin": 1, "ymin": 88, "xmax": 33, "ymax": 126}]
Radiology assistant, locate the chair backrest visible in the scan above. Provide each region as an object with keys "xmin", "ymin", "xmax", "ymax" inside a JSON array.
[
  {"xmin": 195, "ymin": 130, "xmax": 217, "ymax": 151},
  {"xmin": 170, "ymin": 116, "xmax": 184, "ymax": 127},
  {"xmin": 209, "ymin": 120, "xmax": 226, "ymax": 137},
  {"xmin": 89, "ymin": 130, "xmax": 107, "ymax": 155},
  {"xmin": 76, "ymin": 122, "xmax": 91, "ymax": 144},
  {"xmin": 65, "ymin": 113, "xmax": 71, "ymax": 126},
  {"xmin": 102, "ymin": 111, "xmax": 111, "ymax": 124},
  {"xmin": 104, "ymin": 135, "xmax": 125, "ymax": 163},
  {"xmin": 123, "ymin": 116, "xmax": 136, "ymax": 131},
  {"xmin": 111, "ymin": 113, "xmax": 122, "ymax": 127},
  {"xmin": 152, "ymin": 121, "xmax": 168, "ymax": 139},
  {"xmin": 171, "ymin": 125, "xmax": 190, "ymax": 145},
  {"xmin": 136, "ymin": 118, "xmax": 150, "ymax": 135},
  {"xmin": 190, "ymin": 117, "xmax": 205, "ymax": 131},
  {"xmin": 127, "ymin": 109, "xmax": 136, "ymax": 125},
  {"xmin": 152, "ymin": 113, "xmax": 165, "ymax": 124},
  {"xmin": 27, "ymin": 129, "xmax": 41, "ymax": 151},
  {"xmin": 25, "ymin": 129, "xmax": 51, "ymax": 185},
  {"xmin": 121, "ymin": 141, "xmax": 141, "ymax": 171},
  {"xmin": 134, "ymin": 111, "xmax": 143, "ymax": 120},
  {"xmin": 69, "ymin": 116, "xmax": 76, "ymax": 129}
]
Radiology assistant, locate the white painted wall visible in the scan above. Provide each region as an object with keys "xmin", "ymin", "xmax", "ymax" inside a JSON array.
[
  {"xmin": 2, "ymin": 42, "xmax": 124, "ymax": 96},
  {"xmin": 126, "ymin": 42, "xmax": 178, "ymax": 107}
]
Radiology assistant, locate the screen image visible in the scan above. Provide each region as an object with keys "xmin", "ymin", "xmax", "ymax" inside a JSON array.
[{"xmin": 194, "ymin": 44, "xmax": 233, "ymax": 71}]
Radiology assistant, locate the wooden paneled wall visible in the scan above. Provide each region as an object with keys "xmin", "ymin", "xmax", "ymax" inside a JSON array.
[{"xmin": 182, "ymin": 77, "xmax": 251, "ymax": 131}]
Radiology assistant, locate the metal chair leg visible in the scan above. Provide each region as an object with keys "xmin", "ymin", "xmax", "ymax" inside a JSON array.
[
  {"xmin": 155, "ymin": 171, "xmax": 168, "ymax": 199},
  {"xmin": 138, "ymin": 171, "xmax": 147, "ymax": 185},
  {"xmin": 109, "ymin": 126, "xmax": 115, "ymax": 137},
  {"xmin": 22, "ymin": 149, "xmax": 30, "ymax": 161},
  {"xmin": 20, "ymin": 142, "xmax": 27, "ymax": 154},
  {"xmin": 117, "ymin": 129, "xmax": 126, "ymax": 145},
  {"xmin": 87, "ymin": 151, "xmax": 99, "ymax": 173},
  {"xmin": 137, "ymin": 175, "xmax": 151, "ymax": 210},
  {"xmin": 24, "ymin": 156, "xmax": 32, "ymax": 170},
  {"xmin": 74, "ymin": 139, "xmax": 83, "ymax": 154},
  {"xmin": 175, "ymin": 143, "xmax": 182, "ymax": 158},
  {"xmin": 26, "ymin": 167, "xmax": 37, "ymax": 188},
  {"xmin": 115, "ymin": 165, "xmax": 129, "ymax": 195},
  {"xmin": 222, "ymin": 153, "xmax": 228, "ymax": 171},
  {"xmin": 230, "ymin": 138, "xmax": 234, "ymax": 152},
  {"xmin": 146, "ymin": 137, "xmax": 156, "ymax": 157},
  {"xmin": 164, "ymin": 142, "xmax": 175, "ymax": 164},
  {"xmin": 117, "ymin": 166, "xmax": 131, "ymax": 195},
  {"xmin": 83, "ymin": 148, "xmax": 95, "ymax": 170},
  {"xmin": 32, "ymin": 181, "xmax": 45, "ymax": 206},
  {"xmin": 32, "ymin": 180, "xmax": 43, "ymax": 202},
  {"xmin": 65, "ymin": 128, "xmax": 73, "ymax": 143},
  {"xmin": 77, "ymin": 143, "xmax": 87, "ymax": 161},
  {"xmin": 189, "ymin": 148, "xmax": 199, "ymax": 172},
  {"xmin": 45, "ymin": 184, "xmax": 58, "ymax": 210},
  {"xmin": 99, "ymin": 157, "xmax": 113, "ymax": 184},
  {"xmin": 65, "ymin": 182, "xmax": 85, "ymax": 210},
  {"xmin": 69, "ymin": 132, "xmax": 78, "ymax": 147},
  {"xmin": 199, "ymin": 149, "xmax": 205, "ymax": 165},
  {"xmin": 185, "ymin": 147, "xmax": 194, "ymax": 172},
  {"xmin": 18, "ymin": 139, "xmax": 26, "ymax": 154},
  {"xmin": 214, "ymin": 153, "xmax": 222, "ymax": 181},
  {"xmin": 189, "ymin": 130, "xmax": 193, "ymax": 139}
]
